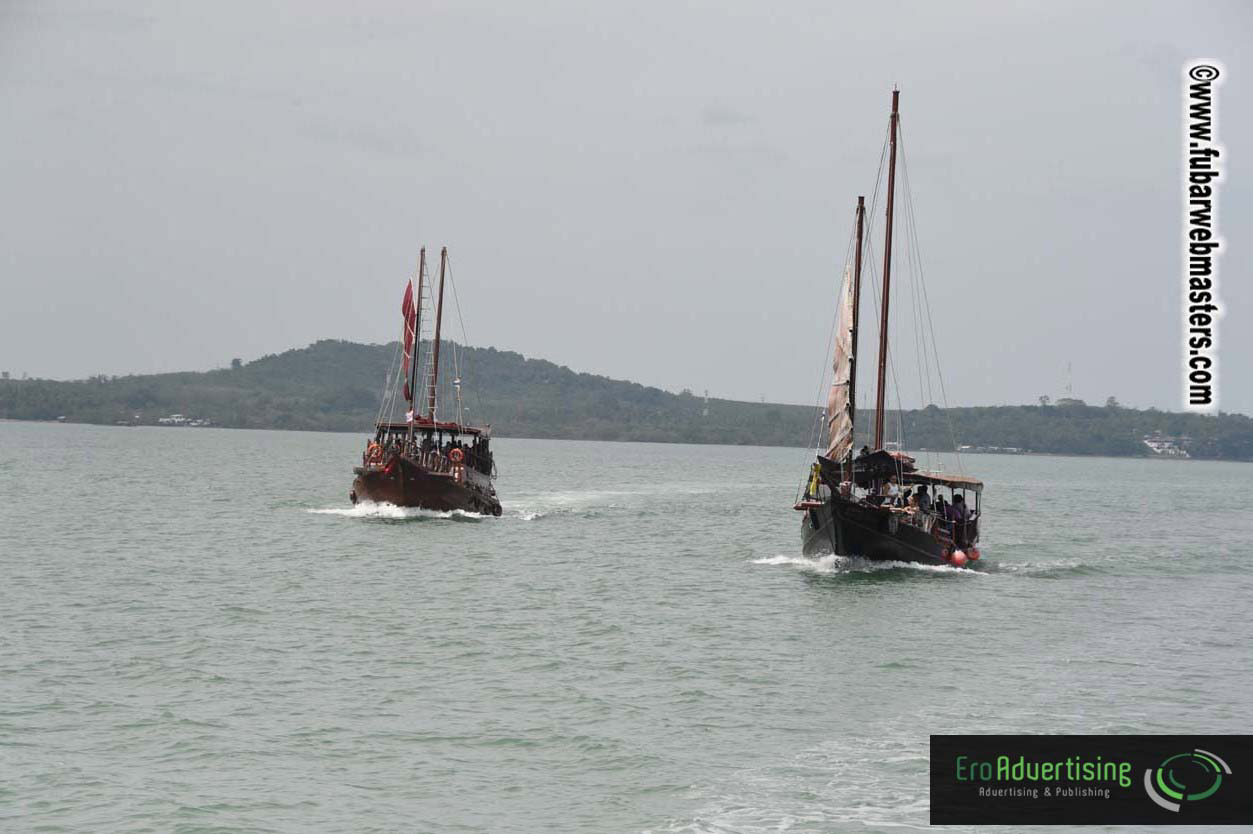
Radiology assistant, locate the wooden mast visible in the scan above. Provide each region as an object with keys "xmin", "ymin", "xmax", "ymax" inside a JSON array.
[
  {"xmin": 873, "ymin": 89, "xmax": 899, "ymax": 450},
  {"xmin": 849, "ymin": 195, "xmax": 865, "ymax": 462},
  {"xmin": 408, "ymin": 247, "xmax": 425, "ymax": 442},
  {"xmin": 427, "ymin": 247, "xmax": 448, "ymax": 420}
]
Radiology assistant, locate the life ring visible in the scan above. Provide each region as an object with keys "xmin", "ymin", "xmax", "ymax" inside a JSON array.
[
  {"xmin": 366, "ymin": 442, "xmax": 383, "ymax": 465},
  {"xmin": 448, "ymin": 447, "xmax": 465, "ymax": 464}
]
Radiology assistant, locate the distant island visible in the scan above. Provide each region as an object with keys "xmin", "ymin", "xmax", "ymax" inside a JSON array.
[{"xmin": 2, "ymin": 339, "xmax": 1250, "ymax": 460}]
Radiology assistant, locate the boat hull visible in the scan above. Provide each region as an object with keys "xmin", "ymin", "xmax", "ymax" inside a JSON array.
[
  {"xmin": 351, "ymin": 457, "xmax": 502, "ymax": 516},
  {"xmin": 800, "ymin": 498, "xmax": 968, "ymax": 566}
]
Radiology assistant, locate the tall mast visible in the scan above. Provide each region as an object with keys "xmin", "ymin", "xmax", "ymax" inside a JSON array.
[
  {"xmin": 427, "ymin": 246, "xmax": 448, "ymax": 420},
  {"xmin": 849, "ymin": 195, "xmax": 865, "ymax": 460},
  {"xmin": 873, "ymin": 89, "xmax": 899, "ymax": 450},
  {"xmin": 408, "ymin": 247, "xmax": 425, "ymax": 441}
]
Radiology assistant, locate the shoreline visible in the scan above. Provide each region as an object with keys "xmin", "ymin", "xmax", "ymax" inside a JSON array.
[{"xmin": 3, "ymin": 417, "xmax": 1247, "ymax": 463}]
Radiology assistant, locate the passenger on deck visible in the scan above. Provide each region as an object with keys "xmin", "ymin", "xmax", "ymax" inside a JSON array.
[
  {"xmin": 933, "ymin": 494, "xmax": 948, "ymax": 521},
  {"xmin": 899, "ymin": 487, "xmax": 912, "ymax": 509},
  {"xmin": 907, "ymin": 491, "xmax": 932, "ymax": 528},
  {"xmin": 951, "ymin": 494, "xmax": 970, "ymax": 544},
  {"xmin": 881, "ymin": 475, "xmax": 900, "ymax": 504},
  {"xmin": 951, "ymin": 494, "xmax": 969, "ymax": 523},
  {"xmin": 915, "ymin": 484, "xmax": 932, "ymax": 514}
]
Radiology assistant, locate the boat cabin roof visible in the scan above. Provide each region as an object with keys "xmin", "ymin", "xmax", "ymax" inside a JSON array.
[
  {"xmin": 902, "ymin": 471, "xmax": 983, "ymax": 492},
  {"xmin": 817, "ymin": 452, "xmax": 982, "ymax": 493},
  {"xmin": 375, "ymin": 419, "xmax": 489, "ymax": 437}
]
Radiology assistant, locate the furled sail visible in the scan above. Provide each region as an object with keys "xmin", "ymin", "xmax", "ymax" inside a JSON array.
[
  {"xmin": 825, "ymin": 266, "xmax": 855, "ymax": 461},
  {"xmin": 401, "ymin": 281, "xmax": 417, "ymax": 403}
]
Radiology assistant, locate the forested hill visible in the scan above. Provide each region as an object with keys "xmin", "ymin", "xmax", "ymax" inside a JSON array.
[{"xmin": 2, "ymin": 339, "xmax": 1251, "ymax": 460}]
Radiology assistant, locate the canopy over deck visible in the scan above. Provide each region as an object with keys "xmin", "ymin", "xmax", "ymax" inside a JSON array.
[
  {"xmin": 902, "ymin": 471, "xmax": 983, "ymax": 492},
  {"xmin": 816, "ymin": 453, "xmax": 982, "ymax": 493},
  {"xmin": 375, "ymin": 419, "xmax": 490, "ymax": 436}
]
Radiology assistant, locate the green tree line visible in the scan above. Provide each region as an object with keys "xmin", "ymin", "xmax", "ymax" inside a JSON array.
[{"xmin": 2, "ymin": 339, "xmax": 1250, "ymax": 460}]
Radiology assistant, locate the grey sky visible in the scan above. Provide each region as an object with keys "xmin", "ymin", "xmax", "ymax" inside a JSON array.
[{"xmin": 2, "ymin": 0, "xmax": 1250, "ymax": 414}]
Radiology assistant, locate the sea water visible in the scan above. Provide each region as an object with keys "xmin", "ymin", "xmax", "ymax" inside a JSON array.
[{"xmin": 2, "ymin": 423, "xmax": 1251, "ymax": 833}]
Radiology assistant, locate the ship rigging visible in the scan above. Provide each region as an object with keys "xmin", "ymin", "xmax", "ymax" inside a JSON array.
[
  {"xmin": 795, "ymin": 90, "xmax": 984, "ymax": 566},
  {"xmin": 350, "ymin": 246, "xmax": 503, "ymax": 516}
]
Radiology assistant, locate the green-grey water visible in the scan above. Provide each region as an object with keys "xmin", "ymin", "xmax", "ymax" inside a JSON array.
[{"xmin": 2, "ymin": 423, "xmax": 1251, "ymax": 833}]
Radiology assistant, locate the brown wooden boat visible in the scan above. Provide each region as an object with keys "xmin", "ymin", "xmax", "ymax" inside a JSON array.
[
  {"xmin": 349, "ymin": 246, "xmax": 502, "ymax": 516},
  {"xmin": 792, "ymin": 89, "xmax": 984, "ymax": 567}
]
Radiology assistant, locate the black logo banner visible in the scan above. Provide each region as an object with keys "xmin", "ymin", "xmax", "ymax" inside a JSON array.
[{"xmin": 931, "ymin": 735, "xmax": 1253, "ymax": 825}]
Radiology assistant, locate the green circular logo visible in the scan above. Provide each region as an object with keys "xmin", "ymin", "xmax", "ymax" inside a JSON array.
[{"xmin": 1144, "ymin": 749, "xmax": 1231, "ymax": 812}]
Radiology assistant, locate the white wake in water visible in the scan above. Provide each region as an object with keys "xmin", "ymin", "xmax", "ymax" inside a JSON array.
[
  {"xmin": 502, "ymin": 488, "xmax": 633, "ymax": 522},
  {"xmin": 505, "ymin": 483, "xmax": 725, "ymax": 522},
  {"xmin": 752, "ymin": 553, "xmax": 985, "ymax": 576},
  {"xmin": 312, "ymin": 482, "xmax": 732, "ymax": 524},
  {"xmin": 306, "ymin": 502, "xmax": 486, "ymax": 521},
  {"xmin": 309, "ymin": 502, "xmax": 550, "ymax": 522}
]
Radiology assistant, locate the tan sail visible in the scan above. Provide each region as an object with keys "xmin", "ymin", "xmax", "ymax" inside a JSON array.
[{"xmin": 825, "ymin": 266, "xmax": 856, "ymax": 461}]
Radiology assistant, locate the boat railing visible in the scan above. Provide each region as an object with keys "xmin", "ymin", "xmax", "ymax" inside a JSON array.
[
  {"xmin": 416, "ymin": 450, "xmax": 452, "ymax": 473},
  {"xmin": 361, "ymin": 444, "xmax": 482, "ymax": 482},
  {"xmin": 930, "ymin": 515, "xmax": 978, "ymax": 546},
  {"xmin": 959, "ymin": 517, "xmax": 978, "ymax": 545}
]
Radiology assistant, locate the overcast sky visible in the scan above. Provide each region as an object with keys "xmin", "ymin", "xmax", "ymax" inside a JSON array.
[{"xmin": 2, "ymin": 0, "xmax": 1249, "ymax": 414}]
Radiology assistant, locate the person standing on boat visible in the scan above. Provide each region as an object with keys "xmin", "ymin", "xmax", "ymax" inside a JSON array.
[
  {"xmin": 951, "ymin": 494, "xmax": 970, "ymax": 545},
  {"xmin": 951, "ymin": 494, "xmax": 968, "ymax": 520},
  {"xmin": 881, "ymin": 475, "xmax": 901, "ymax": 504},
  {"xmin": 915, "ymin": 484, "xmax": 932, "ymax": 514}
]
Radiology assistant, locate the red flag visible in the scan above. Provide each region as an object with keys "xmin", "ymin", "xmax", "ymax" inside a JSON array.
[{"xmin": 401, "ymin": 281, "xmax": 416, "ymax": 402}]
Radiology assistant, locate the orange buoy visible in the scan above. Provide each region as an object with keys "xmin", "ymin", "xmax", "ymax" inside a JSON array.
[
  {"xmin": 951, "ymin": 550, "xmax": 969, "ymax": 567},
  {"xmin": 967, "ymin": 546, "xmax": 981, "ymax": 561}
]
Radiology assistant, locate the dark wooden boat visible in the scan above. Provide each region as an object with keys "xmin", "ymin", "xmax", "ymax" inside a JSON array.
[
  {"xmin": 350, "ymin": 246, "xmax": 502, "ymax": 516},
  {"xmin": 793, "ymin": 90, "xmax": 983, "ymax": 567},
  {"xmin": 798, "ymin": 452, "xmax": 982, "ymax": 565}
]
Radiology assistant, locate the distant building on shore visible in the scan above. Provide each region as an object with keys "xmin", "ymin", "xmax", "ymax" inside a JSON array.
[
  {"xmin": 157, "ymin": 414, "xmax": 212, "ymax": 427},
  {"xmin": 959, "ymin": 444, "xmax": 1028, "ymax": 454},
  {"xmin": 1143, "ymin": 433, "xmax": 1190, "ymax": 458}
]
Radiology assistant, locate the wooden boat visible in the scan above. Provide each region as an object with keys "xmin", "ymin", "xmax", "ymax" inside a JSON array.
[
  {"xmin": 793, "ymin": 90, "xmax": 983, "ymax": 567},
  {"xmin": 350, "ymin": 247, "xmax": 502, "ymax": 516}
]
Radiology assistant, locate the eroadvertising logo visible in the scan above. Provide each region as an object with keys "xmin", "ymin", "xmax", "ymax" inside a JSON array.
[
  {"xmin": 930, "ymin": 735, "xmax": 1252, "ymax": 825},
  {"xmin": 1144, "ymin": 749, "xmax": 1230, "ymax": 812}
]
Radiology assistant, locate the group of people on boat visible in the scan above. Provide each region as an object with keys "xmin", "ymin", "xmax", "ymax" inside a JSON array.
[
  {"xmin": 363, "ymin": 430, "xmax": 489, "ymax": 474},
  {"xmin": 830, "ymin": 471, "xmax": 977, "ymax": 546},
  {"xmin": 875, "ymin": 475, "xmax": 969, "ymax": 517}
]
